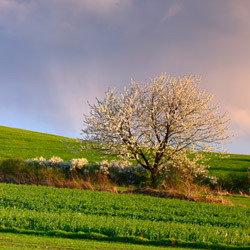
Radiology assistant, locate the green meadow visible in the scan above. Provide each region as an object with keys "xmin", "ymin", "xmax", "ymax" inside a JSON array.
[
  {"xmin": 0, "ymin": 125, "xmax": 249, "ymax": 177},
  {"xmin": 0, "ymin": 232, "xmax": 203, "ymax": 250},
  {"xmin": 0, "ymin": 125, "xmax": 117, "ymax": 163},
  {"xmin": 0, "ymin": 125, "xmax": 250, "ymax": 249},
  {"xmin": 206, "ymin": 153, "xmax": 250, "ymax": 177}
]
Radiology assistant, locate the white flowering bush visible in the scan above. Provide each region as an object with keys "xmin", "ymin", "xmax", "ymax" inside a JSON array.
[
  {"xmin": 97, "ymin": 160, "xmax": 110, "ymax": 175},
  {"xmin": 96, "ymin": 160, "xmax": 149, "ymax": 185},
  {"xmin": 69, "ymin": 158, "xmax": 88, "ymax": 171},
  {"xmin": 24, "ymin": 156, "xmax": 70, "ymax": 171},
  {"xmin": 23, "ymin": 156, "xmax": 216, "ymax": 186},
  {"xmin": 165, "ymin": 154, "xmax": 217, "ymax": 185},
  {"xmin": 48, "ymin": 156, "xmax": 64, "ymax": 166},
  {"xmin": 24, "ymin": 157, "xmax": 48, "ymax": 167},
  {"xmin": 63, "ymin": 159, "xmax": 150, "ymax": 185},
  {"xmin": 75, "ymin": 161, "xmax": 111, "ymax": 178}
]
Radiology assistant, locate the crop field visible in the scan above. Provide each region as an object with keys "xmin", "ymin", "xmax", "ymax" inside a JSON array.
[
  {"xmin": 0, "ymin": 183, "xmax": 249, "ymax": 249},
  {"xmin": 0, "ymin": 125, "xmax": 249, "ymax": 177},
  {"xmin": 0, "ymin": 126, "xmax": 250, "ymax": 249}
]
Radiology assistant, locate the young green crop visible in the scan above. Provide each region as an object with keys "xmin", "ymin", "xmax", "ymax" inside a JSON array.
[{"xmin": 0, "ymin": 183, "xmax": 249, "ymax": 247}]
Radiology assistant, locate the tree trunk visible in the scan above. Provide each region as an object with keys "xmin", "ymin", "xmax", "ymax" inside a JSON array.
[{"xmin": 150, "ymin": 168, "xmax": 158, "ymax": 188}]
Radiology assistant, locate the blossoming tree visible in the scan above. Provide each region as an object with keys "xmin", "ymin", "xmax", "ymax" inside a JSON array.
[{"xmin": 81, "ymin": 73, "xmax": 231, "ymax": 187}]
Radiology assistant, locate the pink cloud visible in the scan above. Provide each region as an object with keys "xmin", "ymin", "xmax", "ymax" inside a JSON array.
[
  {"xmin": 228, "ymin": 108, "xmax": 250, "ymax": 137},
  {"xmin": 0, "ymin": 0, "xmax": 35, "ymax": 23},
  {"xmin": 47, "ymin": 0, "xmax": 132, "ymax": 21},
  {"xmin": 162, "ymin": 0, "xmax": 182, "ymax": 21}
]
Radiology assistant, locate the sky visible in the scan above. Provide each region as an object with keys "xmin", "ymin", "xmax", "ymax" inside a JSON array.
[{"xmin": 0, "ymin": 0, "xmax": 250, "ymax": 154}]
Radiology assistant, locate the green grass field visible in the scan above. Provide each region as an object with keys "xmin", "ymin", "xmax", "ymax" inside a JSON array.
[
  {"xmin": 0, "ymin": 125, "xmax": 249, "ymax": 177},
  {"xmin": 0, "ymin": 125, "xmax": 117, "ymax": 163},
  {"xmin": 0, "ymin": 126, "xmax": 250, "ymax": 249},
  {"xmin": 225, "ymin": 195, "xmax": 250, "ymax": 208},
  {"xmin": 0, "ymin": 183, "xmax": 249, "ymax": 249},
  {"xmin": 206, "ymin": 153, "xmax": 250, "ymax": 177}
]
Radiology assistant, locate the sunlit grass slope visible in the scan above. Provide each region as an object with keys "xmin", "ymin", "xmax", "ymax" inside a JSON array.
[
  {"xmin": 205, "ymin": 152, "xmax": 250, "ymax": 177},
  {"xmin": 0, "ymin": 125, "xmax": 116, "ymax": 163},
  {"xmin": 0, "ymin": 125, "xmax": 249, "ymax": 176}
]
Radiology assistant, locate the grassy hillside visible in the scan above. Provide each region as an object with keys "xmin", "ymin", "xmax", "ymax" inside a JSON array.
[
  {"xmin": 0, "ymin": 125, "xmax": 116, "ymax": 163},
  {"xmin": 205, "ymin": 153, "xmax": 250, "ymax": 177},
  {"xmin": 0, "ymin": 125, "xmax": 249, "ymax": 176}
]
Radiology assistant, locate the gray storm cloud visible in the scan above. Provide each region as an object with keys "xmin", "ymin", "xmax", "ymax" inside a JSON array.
[{"xmin": 0, "ymin": 0, "xmax": 250, "ymax": 154}]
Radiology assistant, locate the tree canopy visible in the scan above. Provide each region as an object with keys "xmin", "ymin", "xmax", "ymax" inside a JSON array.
[{"xmin": 81, "ymin": 73, "xmax": 231, "ymax": 187}]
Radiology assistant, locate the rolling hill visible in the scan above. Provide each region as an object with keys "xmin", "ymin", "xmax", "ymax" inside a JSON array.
[{"xmin": 0, "ymin": 125, "xmax": 249, "ymax": 176}]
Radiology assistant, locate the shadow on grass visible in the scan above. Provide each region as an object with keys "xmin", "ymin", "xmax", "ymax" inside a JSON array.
[
  {"xmin": 225, "ymin": 158, "xmax": 250, "ymax": 163},
  {"xmin": 209, "ymin": 167, "xmax": 247, "ymax": 173},
  {"xmin": 0, "ymin": 227, "xmax": 249, "ymax": 250}
]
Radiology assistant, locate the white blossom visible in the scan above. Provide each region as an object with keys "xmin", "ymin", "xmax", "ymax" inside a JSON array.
[
  {"xmin": 48, "ymin": 156, "xmax": 64, "ymax": 165},
  {"xmin": 69, "ymin": 158, "xmax": 88, "ymax": 170},
  {"xmin": 24, "ymin": 156, "xmax": 48, "ymax": 166},
  {"xmin": 81, "ymin": 73, "xmax": 231, "ymax": 186}
]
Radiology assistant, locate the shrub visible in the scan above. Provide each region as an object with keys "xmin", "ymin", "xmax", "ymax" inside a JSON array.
[
  {"xmin": 104, "ymin": 160, "xmax": 150, "ymax": 186},
  {"xmin": 165, "ymin": 154, "xmax": 217, "ymax": 187},
  {"xmin": 69, "ymin": 158, "xmax": 88, "ymax": 171},
  {"xmin": 217, "ymin": 171, "xmax": 250, "ymax": 194},
  {"xmin": 24, "ymin": 156, "xmax": 47, "ymax": 166},
  {"xmin": 22, "ymin": 157, "xmax": 152, "ymax": 186},
  {"xmin": 0, "ymin": 158, "xmax": 24, "ymax": 175},
  {"xmin": 0, "ymin": 156, "xmax": 226, "ymax": 191}
]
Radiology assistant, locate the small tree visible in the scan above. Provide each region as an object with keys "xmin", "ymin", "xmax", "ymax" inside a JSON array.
[{"xmin": 81, "ymin": 73, "xmax": 231, "ymax": 187}]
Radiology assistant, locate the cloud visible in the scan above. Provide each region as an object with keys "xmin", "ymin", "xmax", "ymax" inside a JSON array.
[
  {"xmin": 230, "ymin": 0, "xmax": 250, "ymax": 28},
  {"xmin": 229, "ymin": 108, "xmax": 250, "ymax": 137},
  {"xmin": 1, "ymin": 0, "xmax": 250, "ymax": 154},
  {"xmin": 162, "ymin": 0, "xmax": 182, "ymax": 21},
  {"xmin": 45, "ymin": 0, "xmax": 132, "ymax": 23},
  {"xmin": 74, "ymin": 0, "xmax": 131, "ymax": 17},
  {"xmin": 0, "ymin": 0, "xmax": 35, "ymax": 24},
  {"xmin": 0, "ymin": 0, "xmax": 132, "ymax": 38}
]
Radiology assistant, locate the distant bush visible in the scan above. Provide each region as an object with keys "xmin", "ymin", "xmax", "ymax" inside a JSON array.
[
  {"xmin": 165, "ymin": 154, "xmax": 218, "ymax": 188},
  {"xmin": 1, "ymin": 156, "xmax": 249, "ymax": 195},
  {"xmin": 217, "ymin": 171, "xmax": 250, "ymax": 194},
  {"xmin": 24, "ymin": 156, "xmax": 65, "ymax": 168},
  {"xmin": 70, "ymin": 158, "xmax": 88, "ymax": 170},
  {"xmin": 0, "ymin": 158, "xmax": 24, "ymax": 175},
  {"xmin": 94, "ymin": 160, "xmax": 150, "ymax": 186},
  {"xmin": 160, "ymin": 155, "xmax": 217, "ymax": 200},
  {"xmin": 0, "ymin": 156, "xmax": 218, "ymax": 189},
  {"xmin": 22, "ymin": 157, "xmax": 149, "ymax": 186},
  {"xmin": 0, "ymin": 157, "xmax": 93, "ymax": 189}
]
